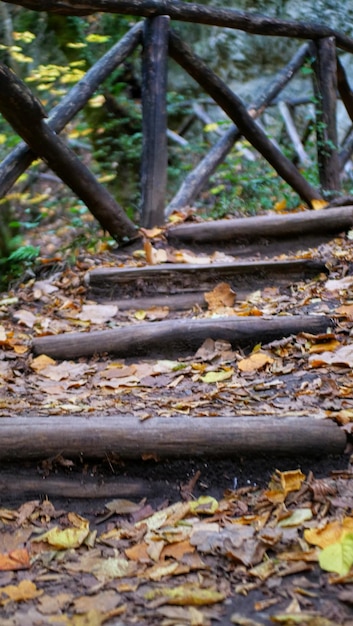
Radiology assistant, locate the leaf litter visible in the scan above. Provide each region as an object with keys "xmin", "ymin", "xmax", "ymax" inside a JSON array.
[
  {"xmin": 1, "ymin": 469, "xmax": 353, "ymax": 624},
  {"xmin": 2, "ymin": 227, "xmax": 353, "ymax": 622}
]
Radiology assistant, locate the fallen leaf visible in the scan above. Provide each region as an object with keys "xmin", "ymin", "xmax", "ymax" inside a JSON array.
[
  {"xmin": 0, "ymin": 548, "xmax": 30, "ymax": 571},
  {"xmin": 335, "ymin": 304, "xmax": 353, "ymax": 320},
  {"xmin": 76, "ymin": 304, "xmax": 118, "ymax": 324},
  {"xmin": 204, "ymin": 282, "xmax": 236, "ymax": 310},
  {"xmin": 33, "ymin": 524, "xmax": 90, "ymax": 550},
  {"xmin": 201, "ymin": 368, "xmax": 234, "ymax": 383},
  {"xmin": 305, "ymin": 517, "xmax": 353, "ymax": 548},
  {"xmin": 309, "ymin": 344, "xmax": 353, "ymax": 368},
  {"xmin": 311, "ymin": 199, "xmax": 329, "ymax": 210},
  {"xmin": 325, "ymin": 276, "xmax": 353, "ymax": 292},
  {"xmin": 30, "ymin": 354, "xmax": 57, "ymax": 372},
  {"xmin": 144, "ymin": 584, "xmax": 225, "ymax": 605},
  {"xmin": 13, "ymin": 309, "xmax": 37, "ymax": 328},
  {"xmin": 319, "ymin": 532, "xmax": 353, "ymax": 576},
  {"xmin": 238, "ymin": 352, "xmax": 274, "ymax": 373},
  {"xmin": 0, "ymin": 579, "xmax": 43, "ymax": 604}
]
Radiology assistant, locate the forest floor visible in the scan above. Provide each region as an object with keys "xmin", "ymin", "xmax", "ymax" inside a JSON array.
[{"xmin": 1, "ymin": 205, "xmax": 353, "ymax": 624}]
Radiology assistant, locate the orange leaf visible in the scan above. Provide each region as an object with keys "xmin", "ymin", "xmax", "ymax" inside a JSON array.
[
  {"xmin": 309, "ymin": 339, "xmax": 340, "ymax": 354},
  {"xmin": 311, "ymin": 199, "xmax": 329, "ymax": 210},
  {"xmin": 336, "ymin": 304, "xmax": 353, "ymax": 320},
  {"xmin": 238, "ymin": 352, "xmax": 274, "ymax": 373},
  {"xmin": 0, "ymin": 549, "xmax": 30, "ymax": 571}
]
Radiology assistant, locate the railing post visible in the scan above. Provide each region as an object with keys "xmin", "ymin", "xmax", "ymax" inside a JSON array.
[
  {"xmin": 312, "ymin": 37, "xmax": 341, "ymax": 197},
  {"xmin": 141, "ymin": 15, "xmax": 169, "ymax": 228}
]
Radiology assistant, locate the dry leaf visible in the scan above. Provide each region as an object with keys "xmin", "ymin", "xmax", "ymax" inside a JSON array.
[
  {"xmin": 204, "ymin": 282, "xmax": 236, "ymax": 310},
  {"xmin": 238, "ymin": 352, "xmax": 274, "ymax": 372}
]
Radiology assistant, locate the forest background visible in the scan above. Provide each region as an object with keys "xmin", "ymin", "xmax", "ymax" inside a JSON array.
[{"xmin": 0, "ymin": 0, "xmax": 353, "ymax": 285}]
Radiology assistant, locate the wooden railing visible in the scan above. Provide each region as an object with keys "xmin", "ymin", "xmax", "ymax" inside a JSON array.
[{"xmin": 1, "ymin": 0, "xmax": 353, "ymax": 242}]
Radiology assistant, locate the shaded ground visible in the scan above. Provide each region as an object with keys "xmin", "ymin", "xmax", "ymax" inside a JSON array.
[{"xmin": 1, "ymin": 455, "xmax": 353, "ymax": 625}]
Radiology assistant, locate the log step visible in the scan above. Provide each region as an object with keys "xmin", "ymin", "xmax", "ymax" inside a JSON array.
[
  {"xmin": 166, "ymin": 205, "xmax": 353, "ymax": 244},
  {"xmin": 0, "ymin": 415, "xmax": 346, "ymax": 461},
  {"xmin": 32, "ymin": 315, "xmax": 332, "ymax": 360},
  {"xmin": 87, "ymin": 258, "xmax": 328, "ymax": 303}
]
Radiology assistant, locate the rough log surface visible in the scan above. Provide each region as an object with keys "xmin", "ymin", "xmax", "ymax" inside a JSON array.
[
  {"xmin": 2, "ymin": 0, "xmax": 353, "ymax": 54},
  {"xmin": 167, "ymin": 205, "xmax": 353, "ymax": 243},
  {"xmin": 312, "ymin": 38, "xmax": 340, "ymax": 194},
  {"xmin": 0, "ymin": 415, "xmax": 346, "ymax": 460},
  {"xmin": 32, "ymin": 315, "xmax": 332, "ymax": 360},
  {"xmin": 141, "ymin": 15, "xmax": 169, "ymax": 227},
  {"xmin": 88, "ymin": 259, "xmax": 327, "ymax": 300}
]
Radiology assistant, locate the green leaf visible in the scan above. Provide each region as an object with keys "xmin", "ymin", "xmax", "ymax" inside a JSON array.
[
  {"xmin": 201, "ymin": 369, "xmax": 233, "ymax": 383},
  {"xmin": 319, "ymin": 532, "xmax": 353, "ymax": 575}
]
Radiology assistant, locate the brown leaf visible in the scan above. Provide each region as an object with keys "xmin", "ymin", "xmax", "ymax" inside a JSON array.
[{"xmin": 204, "ymin": 282, "xmax": 236, "ymax": 310}]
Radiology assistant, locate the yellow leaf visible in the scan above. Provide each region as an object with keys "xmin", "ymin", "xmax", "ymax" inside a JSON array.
[
  {"xmin": 278, "ymin": 508, "xmax": 312, "ymax": 527},
  {"xmin": 279, "ymin": 469, "xmax": 306, "ymax": 495},
  {"xmin": 335, "ymin": 304, "xmax": 353, "ymax": 320},
  {"xmin": 311, "ymin": 199, "xmax": 329, "ymax": 210},
  {"xmin": 305, "ymin": 517, "xmax": 353, "ymax": 548},
  {"xmin": 33, "ymin": 525, "xmax": 89, "ymax": 550},
  {"xmin": 238, "ymin": 352, "xmax": 273, "ymax": 373},
  {"xmin": 135, "ymin": 310, "xmax": 146, "ymax": 320},
  {"xmin": 274, "ymin": 199, "xmax": 287, "ymax": 211},
  {"xmin": 204, "ymin": 122, "xmax": 219, "ymax": 133},
  {"xmin": 319, "ymin": 533, "xmax": 353, "ymax": 576},
  {"xmin": 88, "ymin": 95, "xmax": 105, "ymax": 108},
  {"xmin": 144, "ymin": 584, "xmax": 225, "ymax": 605},
  {"xmin": 85, "ymin": 34, "xmax": 111, "ymax": 43},
  {"xmin": 0, "ymin": 579, "xmax": 43, "ymax": 604},
  {"xmin": 30, "ymin": 354, "xmax": 56, "ymax": 372},
  {"xmin": 189, "ymin": 496, "xmax": 219, "ymax": 515},
  {"xmin": 271, "ymin": 613, "xmax": 335, "ymax": 624},
  {"xmin": 308, "ymin": 339, "xmax": 341, "ymax": 354},
  {"xmin": 201, "ymin": 369, "xmax": 234, "ymax": 383}
]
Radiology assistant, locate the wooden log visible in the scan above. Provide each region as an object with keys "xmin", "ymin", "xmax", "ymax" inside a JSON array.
[
  {"xmin": 0, "ymin": 471, "xmax": 165, "ymax": 499},
  {"xmin": 339, "ymin": 127, "xmax": 353, "ymax": 170},
  {"xmin": 0, "ymin": 415, "xmax": 346, "ymax": 460},
  {"xmin": 167, "ymin": 204, "xmax": 353, "ymax": 243},
  {"xmin": 278, "ymin": 100, "xmax": 310, "ymax": 166},
  {"xmin": 0, "ymin": 64, "xmax": 137, "ymax": 243},
  {"xmin": 168, "ymin": 31, "xmax": 323, "ymax": 208},
  {"xmin": 0, "ymin": 22, "xmax": 143, "ymax": 199},
  {"xmin": 88, "ymin": 258, "xmax": 327, "ymax": 301},
  {"xmin": 141, "ymin": 15, "xmax": 169, "ymax": 227},
  {"xmin": 337, "ymin": 57, "xmax": 353, "ymax": 125},
  {"xmin": 32, "ymin": 315, "xmax": 332, "ymax": 360},
  {"xmin": 2, "ymin": 0, "xmax": 353, "ymax": 55},
  {"xmin": 166, "ymin": 43, "xmax": 311, "ymax": 215},
  {"xmin": 312, "ymin": 37, "xmax": 340, "ymax": 196}
]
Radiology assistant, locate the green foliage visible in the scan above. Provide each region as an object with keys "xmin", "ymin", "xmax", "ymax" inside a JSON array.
[{"xmin": 1, "ymin": 4, "xmax": 353, "ymax": 291}]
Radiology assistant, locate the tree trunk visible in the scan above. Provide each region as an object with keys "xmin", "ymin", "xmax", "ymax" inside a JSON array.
[
  {"xmin": 140, "ymin": 16, "xmax": 169, "ymax": 227},
  {"xmin": 312, "ymin": 37, "xmax": 340, "ymax": 197}
]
